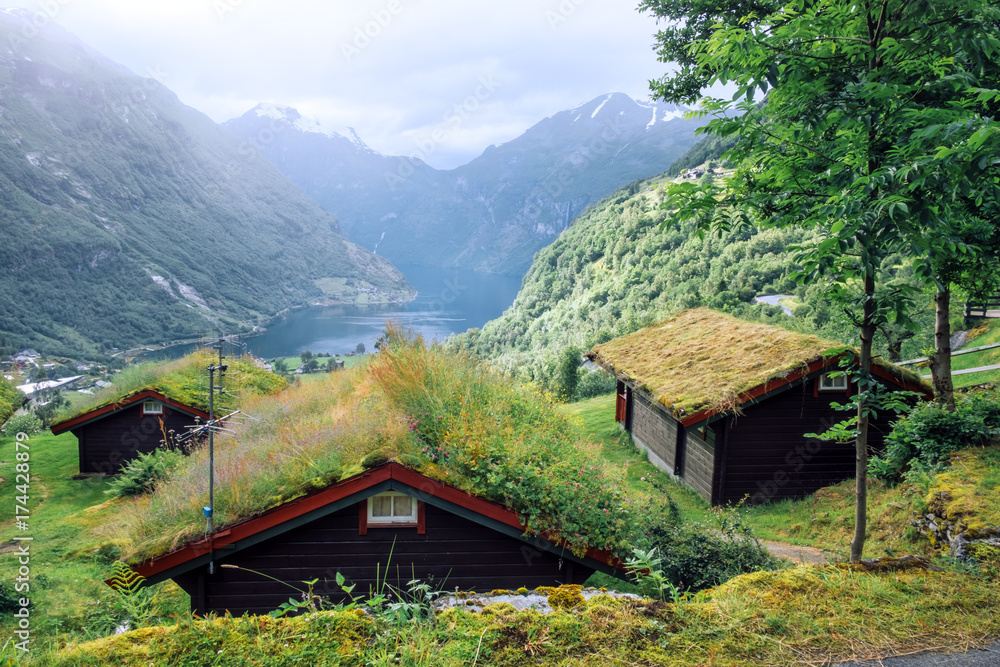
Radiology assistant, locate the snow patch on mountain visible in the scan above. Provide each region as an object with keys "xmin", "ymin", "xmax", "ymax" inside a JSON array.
[
  {"xmin": 251, "ymin": 103, "xmax": 372, "ymax": 151},
  {"xmin": 590, "ymin": 94, "xmax": 613, "ymax": 119}
]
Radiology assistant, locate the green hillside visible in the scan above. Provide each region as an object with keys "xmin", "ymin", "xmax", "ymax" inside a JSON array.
[
  {"xmin": 451, "ymin": 162, "xmax": 943, "ymax": 387},
  {"xmin": 0, "ymin": 13, "xmax": 413, "ymax": 360},
  {"xmin": 450, "ymin": 175, "xmax": 813, "ymax": 380}
]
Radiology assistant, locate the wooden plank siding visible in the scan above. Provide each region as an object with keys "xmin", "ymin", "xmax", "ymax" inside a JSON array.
[
  {"xmin": 73, "ymin": 404, "xmax": 197, "ymax": 474},
  {"xmin": 173, "ymin": 503, "xmax": 593, "ymax": 616},
  {"xmin": 620, "ymin": 377, "xmax": 901, "ymax": 505},
  {"xmin": 683, "ymin": 425, "xmax": 716, "ymax": 503},
  {"xmin": 629, "ymin": 390, "xmax": 680, "ymax": 474},
  {"xmin": 718, "ymin": 381, "xmax": 896, "ymax": 504}
]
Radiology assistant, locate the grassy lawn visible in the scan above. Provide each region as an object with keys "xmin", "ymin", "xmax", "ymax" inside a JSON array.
[
  {"xmin": 0, "ymin": 432, "xmax": 189, "ymax": 657},
  {"xmin": 561, "ymin": 394, "xmax": 709, "ymax": 514},
  {"xmin": 951, "ymin": 320, "xmax": 1000, "ymax": 387}
]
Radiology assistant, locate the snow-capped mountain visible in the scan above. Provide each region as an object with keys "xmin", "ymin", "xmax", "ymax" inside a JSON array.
[{"xmin": 224, "ymin": 93, "xmax": 705, "ymax": 274}]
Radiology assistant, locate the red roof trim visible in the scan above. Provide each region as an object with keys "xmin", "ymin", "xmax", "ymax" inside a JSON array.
[
  {"xmin": 676, "ymin": 354, "xmax": 932, "ymax": 428},
  {"xmin": 129, "ymin": 463, "xmax": 621, "ymax": 582},
  {"xmin": 50, "ymin": 390, "xmax": 210, "ymax": 434}
]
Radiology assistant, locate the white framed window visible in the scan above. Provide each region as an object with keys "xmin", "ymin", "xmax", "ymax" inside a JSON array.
[
  {"xmin": 819, "ymin": 373, "xmax": 848, "ymax": 391},
  {"xmin": 142, "ymin": 400, "xmax": 164, "ymax": 415},
  {"xmin": 367, "ymin": 492, "xmax": 417, "ymax": 525}
]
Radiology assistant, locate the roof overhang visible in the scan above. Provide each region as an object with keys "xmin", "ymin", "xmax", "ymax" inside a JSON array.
[
  {"xmin": 604, "ymin": 353, "xmax": 933, "ymax": 429},
  {"xmin": 50, "ymin": 390, "xmax": 210, "ymax": 435},
  {"xmin": 116, "ymin": 462, "xmax": 624, "ymax": 589}
]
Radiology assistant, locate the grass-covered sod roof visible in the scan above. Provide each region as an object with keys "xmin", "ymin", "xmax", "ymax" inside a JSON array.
[
  {"xmin": 106, "ymin": 332, "xmax": 641, "ymax": 563},
  {"xmin": 589, "ymin": 308, "xmax": 930, "ymax": 419},
  {"xmin": 52, "ymin": 350, "xmax": 287, "ymax": 427}
]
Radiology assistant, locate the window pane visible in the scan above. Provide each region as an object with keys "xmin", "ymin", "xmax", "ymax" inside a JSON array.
[
  {"xmin": 393, "ymin": 495, "xmax": 413, "ymax": 518},
  {"xmin": 372, "ymin": 495, "xmax": 393, "ymax": 517}
]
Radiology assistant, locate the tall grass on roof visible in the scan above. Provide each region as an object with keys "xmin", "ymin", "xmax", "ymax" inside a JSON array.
[
  {"xmin": 54, "ymin": 349, "xmax": 287, "ymax": 424},
  {"xmin": 110, "ymin": 364, "xmax": 407, "ymax": 562},
  {"xmin": 370, "ymin": 327, "xmax": 636, "ymax": 556},
  {"xmin": 109, "ymin": 328, "xmax": 640, "ymax": 563}
]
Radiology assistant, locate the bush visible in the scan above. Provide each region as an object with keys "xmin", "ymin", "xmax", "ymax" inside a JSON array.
[
  {"xmin": 636, "ymin": 498, "xmax": 779, "ymax": 592},
  {"xmin": 106, "ymin": 448, "xmax": 184, "ymax": 498},
  {"xmin": 576, "ymin": 369, "xmax": 617, "ymax": 400},
  {"xmin": 1, "ymin": 412, "xmax": 42, "ymax": 440},
  {"xmin": 870, "ymin": 391, "xmax": 1000, "ymax": 484}
]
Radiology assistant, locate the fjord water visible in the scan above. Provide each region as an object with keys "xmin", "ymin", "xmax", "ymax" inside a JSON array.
[{"xmin": 241, "ymin": 265, "xmax": 522, "ymax": 359}]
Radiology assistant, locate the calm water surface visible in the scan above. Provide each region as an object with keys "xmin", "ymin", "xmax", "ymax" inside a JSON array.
[{"xmin": 241, "ymin": 265, "xmax": 521, "ymax": 359}]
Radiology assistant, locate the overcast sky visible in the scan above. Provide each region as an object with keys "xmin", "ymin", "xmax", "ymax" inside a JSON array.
[{"xmin": 20, "ymin": 0, "xmax": 675, "ymax": 169}]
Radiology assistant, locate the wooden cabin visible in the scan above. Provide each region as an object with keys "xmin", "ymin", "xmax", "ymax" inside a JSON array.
[
  {"xmin": 588, "ymin": 309, "xmax": 932, "ymax": 505},
  {"xmin": 50, "ymin": 390, "xmax": 209, "ymax": 474},
  {"xmin": 123, "ymin": 462, "xmax": 621, "ymax": 616}
]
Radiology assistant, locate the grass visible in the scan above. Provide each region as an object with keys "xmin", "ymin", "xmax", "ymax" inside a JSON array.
[
  {"xmin": 4, "ymin": 373, "xmax": 1000, "ymax": 665},
  {"xmin": 590, "ymin": 308, "xmax": 928, "ymax": 419},
  {"xmin": 108, "ymin": 335, "xmax": 643, "ymax": 563},
  {"xmin": 950, "ymin": 320, "xmax": 1000, "ymax": 388},
  {"xmin": 561, "ymin": 394, "xmax": 709, "ymax": 514},
  {"xmin": 48, "ymin": 563, "xmax": 1000, "ymax": 666},
  {"xmin": 0, "ymin": 432, "xmax": 189, "ymax": 656},
  {"xmin": 51, "ymin": 350, "xmax": 287, "ymax": 426}
]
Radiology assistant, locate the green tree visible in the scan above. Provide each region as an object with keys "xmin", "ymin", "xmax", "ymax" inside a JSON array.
[
  {"xmin": 555, "ymin": 346, "xmax": 582, "ymax": 402},
  {"xmin": 647, "ymin": 0, "xmax": 1000, "ymax": 560}
]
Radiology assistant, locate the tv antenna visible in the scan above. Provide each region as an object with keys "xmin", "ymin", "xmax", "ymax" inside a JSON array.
[{"xmin": 174, "ymin": 336, "xmax": 256, "ymax": 574}]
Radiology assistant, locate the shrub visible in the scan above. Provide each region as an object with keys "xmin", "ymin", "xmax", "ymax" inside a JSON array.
[
  {"xmin": 576, "ymin": 368, "xmax": 617, "ymax": 400},
  {"xmin": 1, "ymin": 412, "xmax": 42, "ymax": 440},
  {"xmin": 870, "ymin": 391, "xmax": 1000, "ymax": 484},
  {"xmin": 636, "ymin": 498, "xmax": 780, "ymax": 592},
  {"xmin": 106, "ymin": 448, "xmax": 185, "ymax": 498}
]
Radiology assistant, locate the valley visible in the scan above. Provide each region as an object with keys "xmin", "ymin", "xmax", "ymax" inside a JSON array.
[{"xmin": 1, "ymin": 1, "xmax": 999, "ymax": 665}]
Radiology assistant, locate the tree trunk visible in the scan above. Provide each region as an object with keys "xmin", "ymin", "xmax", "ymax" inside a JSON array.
[
  {"xmin": 850, "ymin": 273, "xmax": 876, "ymax": 563},
  {"xmin": 930, "ymin": 287, "xmax": 956, "ymax": 412}
]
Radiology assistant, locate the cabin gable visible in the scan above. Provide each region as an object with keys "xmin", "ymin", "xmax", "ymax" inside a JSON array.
[
  {"xmin": 174, "ymin": 501, "xmax": 591, "ymax": 616},
  {"xmin": 57, "ymin": 393, "xmax": 206, "ymax": 474},
  {"xmin": 125, "ymin": 464, "xmax": 615, "ymax": 616}
]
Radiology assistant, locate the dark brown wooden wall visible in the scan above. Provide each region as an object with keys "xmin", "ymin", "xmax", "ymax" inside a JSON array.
[
  {"xmin": 173, "ymin": 502, "xmax": 595, "ymax": 616},
  {"xmin": 630, "ymin": 391, "xmax": 680, "ymax": 473},
  {"xmin": 719, "ymin": 381, "xmax": 896, "ymax": 504},
  {"xmin": 623, "ymin": 378, "xmax": 901, "ymax": 505},
  {"xmin": 683, "ymin": 426, "xmax": 716, "ymax": 503},
  {"xmin": 74, "ymin": 404, "xmax": 196, "ymax": 474}
]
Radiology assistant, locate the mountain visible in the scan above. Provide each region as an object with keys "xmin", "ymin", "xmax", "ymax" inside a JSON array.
[
  {"xmin": 450, "ymin": 135, "xmax": 934, "ymax": 387},
  {"xmin": 223, "ymin": 93, "xmax": 707, "ymax": 274},
  {"xmin": 0, "ymin": 10, "xmax": 413, "ymax": 359},
  {"xmin": 448, "ymin": 171, "xmax": 819, "ymax": 383}
]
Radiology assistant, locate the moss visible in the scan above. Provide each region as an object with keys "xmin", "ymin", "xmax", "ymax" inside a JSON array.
[
  {"xmin": 546, "ymin": 584, "xmax": 585, "ymax": 610},
  {"xmin": 590, "ymin": 308, "xmax": 928, "ymax": 418},
  {"xmin": 360, "ymin": 451, "xmax": 389, "ymax": 469},
  {"xmin": 52, "ymin": 350, "xmax": 287, "ymax": 427},
  {"xmin": 925, "ymin": 445, "xmax": 1000, "ymax": 531}
]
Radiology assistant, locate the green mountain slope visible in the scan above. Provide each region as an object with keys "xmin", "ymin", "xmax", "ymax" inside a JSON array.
[
  {"xmin": 451, "ymin": 175, "xmax": 817, "ymax": 380},
  {"xmin": 0, "ymin": 11, "xmax": 413, "ymax": 358}
]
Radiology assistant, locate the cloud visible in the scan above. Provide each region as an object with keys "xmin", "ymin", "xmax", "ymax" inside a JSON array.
[{"xmin": 43, "ymin": 0, "xmax": 671, "ymax": 168}]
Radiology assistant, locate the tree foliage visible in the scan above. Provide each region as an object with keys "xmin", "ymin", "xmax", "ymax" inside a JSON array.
[{"xmin": 648, "ymin": 0, "xmax": 1000, "ymax": 559}]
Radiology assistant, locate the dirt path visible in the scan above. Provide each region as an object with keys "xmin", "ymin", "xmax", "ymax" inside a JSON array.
[{"xmin": 763, "ymin": 540, "xmax": 828, "ymax": 566}]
